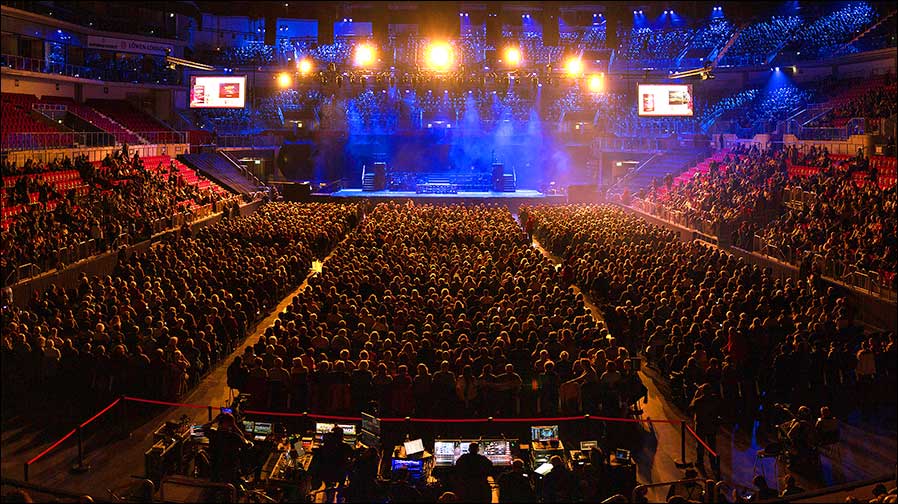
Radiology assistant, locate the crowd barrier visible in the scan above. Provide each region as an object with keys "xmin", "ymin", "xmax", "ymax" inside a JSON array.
[{"xmin": 22, "ymin": 395, "xmax": 719, "ymax": 485}]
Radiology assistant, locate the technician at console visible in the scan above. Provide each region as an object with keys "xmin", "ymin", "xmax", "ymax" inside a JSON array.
[
  {"xmin": 454, "ymin": 442, "xmax": 493, "ymax": 502},
  {"xmin": 204, "ymin": 412, "xmax": 253, "ymax": 485}
]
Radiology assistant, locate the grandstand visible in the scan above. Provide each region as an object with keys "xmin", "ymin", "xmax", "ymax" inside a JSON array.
[{"xmin": 1, "ymin": 1, "xmax": 896, "ymax": 503}]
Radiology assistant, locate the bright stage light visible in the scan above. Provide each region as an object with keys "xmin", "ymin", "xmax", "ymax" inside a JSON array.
[
  {"xmin": 504, "ymin": 47, "xmax": 522, "ymax": 66},
  {"xmin": 277, "ymin": 72, "xmax": 292, "ymax": 88},
  {"xmin": 588, "ymin": 73, "xmax": 604, "ymax": 92},
  {"xmin": 298, "ymin": 58, "xmax": 313, "ymax": 75},
  {"xmin": 565, "ymin": 57, "xmax": 584, "ymax": 77},
  {"xmin": 354, "ymin": 43, "xmax": 376, "ymax": 67},
  {"xmin": 426, "ymin": 42, "xmax": 453, "ymax": 71}
]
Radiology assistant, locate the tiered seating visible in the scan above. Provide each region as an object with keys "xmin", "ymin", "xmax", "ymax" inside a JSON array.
[
  {"xmin": 671, "ymin": 148, "xmax": 734, "ymax": 187},
  {"xmin": 0, "ymin": 94, "xmax": 69, "ymax": 149},
  {"xmin": 786, "ymin": 154, "xmax": 896, "ymax": 189},
  {"xmin": 807, "ymin": 77, "xmax": 897, "ymax": 128},
  {"xmin": 871, "ymin": 155, "xmax": 898, "ymax": 187},
  {"xmin": 141, "ymin": 155, "xmax": 230, "ymax": 197},
  {"xmin": 87, "ymin": 100, "xmax": 179, "ymax": 143},
  {"xmin": 38, "ymin": 95, "xmax": 142, "ymax": 145},
  {"xmin": 1, "ymin": 169, "xmax": 88, "ymax": 229}
]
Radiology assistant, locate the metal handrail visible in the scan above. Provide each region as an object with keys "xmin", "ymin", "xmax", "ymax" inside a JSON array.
[
  {"xmin": 2, "ymin": 131, "xmax": 187, "ymax": 151},
  {"xmin": 1, "ymin": 53, "xmax": 179, "ymax": 85}
]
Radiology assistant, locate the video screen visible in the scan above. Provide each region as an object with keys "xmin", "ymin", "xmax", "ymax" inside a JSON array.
[
  {"xmin": 434, "ymin": 440, "xmax": 471, "ymax": 466},
  {"xmin": 479, "ymin": 440, "xmax": 512, "ymax": 466},
  {"xmin": 531, "ymin": 425, "xmax": 559, "ymax": 442},
  {"xmin": 254, "ymin": 422, "xmax": 272, "ymax": 435},
  {"xmin": 315, "ymin": 422, "xmax": 357, "ymax": 436},
  {"xmin": 433, "ymin": 439, "xmax": 512, "ymax": 466},
  {"xmin": 189, "ymin": 76, "xmax": 247, "ymax": 109},
  {"xmin": 391, "ymin": 458, "xmax": 425, "ymax": 480},
  {"xmin": 637, "ymin": 84, "xmax": 694, "ymax": 117},
  {"xmin": 362, "ymin": 412, "xmax": 381, "ymax": 435}
]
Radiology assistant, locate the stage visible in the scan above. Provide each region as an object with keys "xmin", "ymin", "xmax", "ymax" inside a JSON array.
[{"xmin": 316, "ymin": 188, "xmax": 567, "ymax": 207}]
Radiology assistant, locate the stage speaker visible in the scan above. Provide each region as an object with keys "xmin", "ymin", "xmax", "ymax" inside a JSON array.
[
  {"xmin": 605, "ymin": 11, "xmax": 617, "ymax": 49},
  {"xmin": 278, "ymin": 143, "xmax": 315, "ymax": 181},
  {"xmin": 280, "ymin": 182, "xmax": 312, "ymax": 201},
  {"xmin": 318, "ymin": 17, "xmax": 333, "ymax": 45},
  {"xmin": 486, "ymin": 10, "xmax": 501, "ymax": 47},
  {"xmin": 568, "ymin": 184, "xmax": 603, "ymax": 204},
  {"xmin": 373, "ymin": 12, "xmax": 389, "ymax": 53},
  {"xmin": 543, "ymin": 7, "xmax": 559, "ymax": 46},
  {"xmin": 265, "ymin": 16, "xmax": 276, "ymax": 45}
]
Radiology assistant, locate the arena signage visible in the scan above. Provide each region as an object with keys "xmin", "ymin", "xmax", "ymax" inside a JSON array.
[{"xmin": 86, "ymin": 35, "xmax": 174, "ymax": 57}]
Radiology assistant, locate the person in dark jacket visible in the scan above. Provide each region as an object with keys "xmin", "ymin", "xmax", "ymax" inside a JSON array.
[
  {"xmin": 498, "ymin": 458, "xmax": 536, "ymax": 503},
  {"xmin": 454, "ymin": 442, "xmax": 493, "ymax": 502},
  {"xmin": 540, "ymin": 455, "xmax": 574, "ymax": 503},
  {"xmin": 688, "ymin": 383, "xmax": 721, "ymax": 475}
]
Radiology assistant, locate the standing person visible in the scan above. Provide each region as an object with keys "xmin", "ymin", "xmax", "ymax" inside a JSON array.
[
  {"xmin": 688, "ymin": 383, "xmax": 721, "ymax": 476},
  {"xmin": 432, "ymin": 360, "xmax": 457, "ymax": 417},
  {"xmin": 855, "ymin": 340, "xmax": 876, "ymax": 412},
  {"xmin": 317, "ymin": 426, "xmax": 353, "ymax": 502},
  {"xmin": 454, "ymin": 442, "xmax": 493, "ymax": 503},
  {"xmin": 455, "ymin": 365, "xmax": 479, "ymax": 414}
]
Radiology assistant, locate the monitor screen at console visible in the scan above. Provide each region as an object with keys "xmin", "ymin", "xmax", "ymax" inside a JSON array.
[
  {"xmin": 479, "ymin": 440, "xmax": 512, "ymax": 466},
  {"xmin": 637, "ymin": 84, "xmax": 694, "ymax": 117},
  {"xmin": 433, "ymin": 440, "xmax": 471, "ymax": 466},
  {"xmin": 531, "ymin": 425, "xmax": 559, "ymax": 441}
]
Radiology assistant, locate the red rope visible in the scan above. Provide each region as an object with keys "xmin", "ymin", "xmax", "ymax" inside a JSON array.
[
  {"xmin": 79, "ymin": 398, "xmax": 121, "ymax": 428},
  {"xmin": 121, "ymin": 395, "xmax": 683, "ymax": 425},
  {"xmin": 122, "ymin": 396, "xmax": 209, "ymax": 409},
  {"xmin": 685, "ymin": 423, "xmax": 719, "ymax": 458},
  {"xmin": 26, "ymin": 428, "xmax": 77, "ymax": 466}
]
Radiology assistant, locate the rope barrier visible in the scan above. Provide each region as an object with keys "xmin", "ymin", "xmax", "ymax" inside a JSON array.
[
  {"xmin": 120, "ymin": 395, "xmax": 690, "ymax": 425},
  {"xmin": 21, "ymin": 394, "xmax": 715, "ymax": 483},
  {"xmin": 26, "ymin": 429, "xmax": 77, "ymax": 466},
  {"xmin": 121, "ymin": 396, "xmax": 209, "ymax": 409},
  {"xmin": 79, "ymin": 398, "xmax": 121, "ymax": 428},
  {"xmin": 684, "ymin": 423, "xmax": 719, "ymax": 459}
]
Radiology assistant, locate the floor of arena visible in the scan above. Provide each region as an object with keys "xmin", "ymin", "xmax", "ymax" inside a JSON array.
[{"xmin": 2, "ymin": 232, "xmax": 894, "ymax": 502}]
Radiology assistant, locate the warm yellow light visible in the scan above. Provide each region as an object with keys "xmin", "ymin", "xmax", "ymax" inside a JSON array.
[
  {"xmin": 298, "ymin": 58, "xmax": 313, "ymax": 75},
  {"xmin": 504, "ymin": 47, "xmax": 521, "ymax": 66},
  {"xmin": 354, "ymin": 43, "xmax": 375, "ymax": 67},
  {"xmin": 565, "ymin": 57, "xmax": 584, "ymax": 77},
  {"xmin": 426, "ymin": 42, "xmax": 453, "ymax": 71},
  {"xmin": 588, "ymin": 73, "xmax": 604, "ymax": 92},
  {"xmin": 277, "ymin": 72, "xmax": 292, "ymax": 88}
]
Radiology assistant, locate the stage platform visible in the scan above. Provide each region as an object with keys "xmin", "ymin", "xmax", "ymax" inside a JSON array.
[{"xmin": 320, "ymin": 189, "xmax": 566, "ymax": 206}]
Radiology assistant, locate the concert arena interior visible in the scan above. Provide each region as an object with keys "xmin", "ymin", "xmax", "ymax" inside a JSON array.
[{"xmin": 1, "ymin": 1, "xmax": 896, "ymax": 502}]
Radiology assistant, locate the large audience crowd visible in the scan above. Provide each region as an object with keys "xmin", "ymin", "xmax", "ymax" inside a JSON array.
[
  {"xmin": 226, "ymin": 203, "xmax": 650, "ymax": 421},
  {"xmin": 640, "ymin": 143, "xmax": 897, "ymax": 284},
  {"xmin": 721, "ymin": 15, "xmax": 805, "ymax": 67},
  {"xmin": 0, "ymin": 189, "xmax": 894, "ymax": 502},
  {"xmin": 757, "ymin": 147, "xmax": 897, "ymax": 281},
  {"xmin": 1, "ymin": 148, "xmax": 229, "ymax": 283},
  {"xmin": 521, "ymin": 204, "xmax": 896, "ymax": 428},
  {"xmin": 786, "ymin": 2, "xmax": 878, "ymax": 59},
  {"xmin": 642, "ymin": 143, "xmax": 788, "ymax": 230},
  {"xmin": 0, "ymin": 202, "xmax": 362, "ymax": 414}
]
